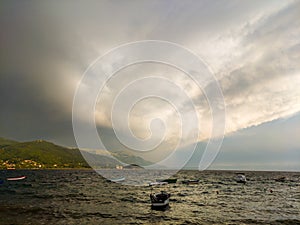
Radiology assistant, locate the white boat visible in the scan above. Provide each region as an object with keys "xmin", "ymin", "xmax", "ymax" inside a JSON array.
[
  {"xmin": 110, "ymin": 177, "xmax": 125, "ymax": 182},
  {"xmin": 150, "ymin": 191, "xmax": 171, "ymax": 209},
  {"xmin": 149, "ymin": 181, "xmax": 168, "ymax": 186},
  {"xmin": 7, "ymin": 176, "xmax": 26, "ymax": 181},
  {"xmin": 115, "ymin": 165, "xmax": 123, "ymax": 170},
  {"xmin": 235, "ymin": 174, "xmax": 246, "ymax": 183}
]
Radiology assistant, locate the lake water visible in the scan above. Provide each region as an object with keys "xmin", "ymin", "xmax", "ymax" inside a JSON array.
[{"xmin": 0, "ymin": 169, "xmax": 299, "ymax": 224}]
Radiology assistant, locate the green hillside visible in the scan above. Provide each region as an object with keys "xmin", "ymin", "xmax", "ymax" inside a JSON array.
[
  {"xmin": 0, "ymin": 138, "xmax": 150, "ymax": 169},
  {"xmin": 0, "ymin": 140, "xmax": 89, "ymax": 169},
  {"xmin": 0, "ymin": 137, "xmax": 18, "ymax": 148}
]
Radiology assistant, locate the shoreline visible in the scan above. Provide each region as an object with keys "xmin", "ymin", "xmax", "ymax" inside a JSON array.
[{"xmin": 1, "ymin": 168, "xmax": 299, "ymax": 173}]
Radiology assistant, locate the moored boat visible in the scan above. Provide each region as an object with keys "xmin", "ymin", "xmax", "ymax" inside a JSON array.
[
  {"xmin": 150, "ymin": 191, "xmax": 171, "ymax": 210},
  {"xmin": 149, "ymin": 181, "xmax": 168, "ymax": 186},
  {"xmin": 235, "ymin": 174, "xmax": 246, "ymax": 184},
  {"xmin": 6, "ymin": 176, "xmax": 26, "ymax": 181},
  {"xmin": 110, "ymin": 177, "xmax": 125, "ymax": 182},
  {"xmin": 274, "ymin": 176, "xmax": 286, "ymax": 182},
  {"xmin": 181, "ymin": 179, "xmax": 199, "ymax": 185},
  {"xmin": 156, "ymin": 178, "xmax": 177, "ymax": 184}
]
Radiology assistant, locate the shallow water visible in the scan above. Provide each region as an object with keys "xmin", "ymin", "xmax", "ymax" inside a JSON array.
[{"xmin": 0, "ymin": 170, "xmax": 299, "ymax": 224}]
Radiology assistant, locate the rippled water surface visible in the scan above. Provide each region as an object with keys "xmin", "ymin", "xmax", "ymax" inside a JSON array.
[{"xmin": 0, "ymin": 170, "xmax": 299, "ymax": 224}]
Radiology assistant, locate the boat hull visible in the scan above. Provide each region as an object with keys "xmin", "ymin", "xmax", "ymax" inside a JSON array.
[
  {"xmin": 109, "ymin": 177, "xmax": 125, "ymax": 182},
  {"xmin": 6, "ymin": 176, "xmax": 26, "ymax": 181},
  {"xmin": 156, "ymin": 178, "xmax": 177, "ymax": 184},
  {"xmin": 151, "ymin": 198, "xmax": 170, "ymax": 210},
  {"xmin": 236, "ymin": 180, "xmax": 246, "ymax": 184},
  {"xmin": 182, "ymin": 179, "xmax": 199, "ymax": 184},
  {"xmin": 151, "ymin": 199, "xmax": 170, "ymax": 210}
]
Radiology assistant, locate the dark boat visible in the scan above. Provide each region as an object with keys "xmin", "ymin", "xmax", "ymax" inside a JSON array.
[
  {"xmin": 156, "ymin": 178, "xmax": 177, "ymax": 184},
  {"xmin": 274, "ymin": 176, "xmax": 286, "ymax": 182},
  {"xmin": 182, "ymin": 179, "xmax": 199, "ymax": 184},
  {"xmin": 150, "ymin": 191, "xmax": 171, "ymax": 209}
]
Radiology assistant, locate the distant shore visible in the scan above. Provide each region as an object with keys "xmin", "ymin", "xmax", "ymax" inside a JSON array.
[{"xmin": 1, "ymin": 168, "xmax": 299, "ymax": 173}]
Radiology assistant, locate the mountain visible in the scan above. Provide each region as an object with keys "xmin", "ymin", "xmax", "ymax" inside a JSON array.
[
  {"xmin": 111, "ymin": 151, "xmax": 152, "ymax": 167},
  {"xmin": 0, "ymin": 138, "xmax": 150, "ymax": 169},
  {"xmin": 0, "ymin": 137, "xmax": 18, "ymax": 148},
  {"xmin": 123, "ymin": 164, "xmax": 144, "ymax": 169}
]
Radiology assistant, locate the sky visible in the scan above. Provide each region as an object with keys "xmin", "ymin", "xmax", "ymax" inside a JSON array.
[{"xmin": 1, "ymin": 0, "xmax": 300, "ymax": 171}]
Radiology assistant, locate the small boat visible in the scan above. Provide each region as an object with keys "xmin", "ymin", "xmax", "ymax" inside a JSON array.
[
  {"xmin": 156, "ymin": 178, "xmax": 177, "ymax": 184},
  {"xmin": 181, "ymin": 179, "xmax": 199, "ymax": 185},
  {"xmin": 6, "ymin": 176, "xmax": 26, "ymax": 181},
  {"xmin": 110, "ymin": 177, "xmax": 125, "ymax": 183},
  {"xmin": 149, "ymin": 181, "xmax": 168, "ymax": 186},
  {"xmin": 115, "ymin": 165, "xmax": 123, "ymax": 170},
  {"xmin": 274, "ymin": 176, "xmax": 286, "ymax": 182},
  {"xmin": 150, "ymin": 191, "xmax": 171, "ymax": 209},
  {"xmin": 235, "ymin": 174, "xmax": 246, "ymax": 184}
]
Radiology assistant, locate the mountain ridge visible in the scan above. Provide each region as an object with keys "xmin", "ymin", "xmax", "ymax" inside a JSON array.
[{"xmin": 0, "ymin": 137, "xmax": 150, "ymax": 169}]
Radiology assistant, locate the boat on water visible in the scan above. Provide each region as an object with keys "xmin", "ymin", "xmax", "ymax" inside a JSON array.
[
  {"xmin": 6, "ymin": 176, "xmax": 26, "ymax": 181},
  {"xmin": 235, "ymin": 174, "xmax": 246, "ymax": 184},
  {"xmin": 115, "ymin": 165, "xmax": 123, "ymax": 170},
  {"xmin": 156, "ymin": 178, "xmax": 177, "ymax": 184},
  {"xmin": 274, "ymin": 176, "xmax": 286, "ymax": 182},
  {"xmin": 181, "ymin": 179, "xmax": 199, "ymax": 185},
  {"xmin": 149, "ymin": 181, "xmax": 171, "ymax": 210},
  {"xmin": 149, "ymin": 181, "xmax": 168, "ymax": 186},
  {"xmin": 110, "ymin": 177, "xmax": 125, "ymax": 183},
  {"xmin": 150, "ymin": 191, "xmax": 171, "ymax": 210}
]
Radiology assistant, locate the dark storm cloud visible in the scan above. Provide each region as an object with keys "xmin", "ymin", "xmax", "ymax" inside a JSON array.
[
  {"xmin": 1, "ymin": 0, "xmax": 300, "ymax": 170},
  {"xmin": 0, "ymin": 1, "xmax": 87, "ymax": 145},
  {"xmin": 0, "ymin": 72, "xmax": 74, "ymax": 145}
]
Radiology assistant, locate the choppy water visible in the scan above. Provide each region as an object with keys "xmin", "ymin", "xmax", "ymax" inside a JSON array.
[{"xmin": 0, "ymin": 169, "xmax": 299, "ymax": 225}]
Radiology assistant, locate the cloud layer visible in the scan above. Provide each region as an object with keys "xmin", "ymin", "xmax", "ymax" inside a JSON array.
[{"xmin": 1, "ymin": 1, "xmax": 299, "ymax": 167}]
